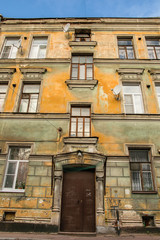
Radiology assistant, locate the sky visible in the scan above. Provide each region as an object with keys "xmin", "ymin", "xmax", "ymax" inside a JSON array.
[{"xmin": 1, "ymin": 0, "xmax": 160, "ymax": 18}]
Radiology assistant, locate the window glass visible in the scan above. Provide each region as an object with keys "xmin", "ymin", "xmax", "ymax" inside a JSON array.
[
  {"xmin": 1, "ymin": 38, "xmax": 20, "ymax": 59},
  {"xmin": 118, "ymin": 38, "xmax": 135, "ymax": 59},
  {"xmin": 118, "ymin": 40, "xmax": 132, "ymax": 45},
  {"xmin": 146, "ymin": 40, "xmax": 160, "ymax": 45},
  {"xmin": 155, "ymin": 84, "xmax": 160, "ymax": 108},
  {"xmin": 123, "ymin": 84, "xmax": 144, "ymax": 114},
  {"xmin": 79, "ymin": 65, "xmax": 85, "ymax": 79},
  {"xmin": 71, "ymin": 55, "xmax": 93, "ymax": 80},
  {"xmin": 0, "ymin": 84, "xmax": 8, "ymax": 111},
  {"xmin": 129, "ymin": 149, "xmax": 154, "ymax": 192},
  {"xmin": 146, "ymin": 39, "xmax": 160, "ymax": 59},
  {"xmin": 70, "ymin": 107, "xmax": 91, "ymax": 137},
  {"xmin": 19, "ymin": 84, "xmax": 40, "ymax": 113},
  {"xmin": 3, "ymin": 147, "xmax": 31, "ymax": 191},
  {"xmin": 29, "ymin": 37, "xmax": 47, "ymax": 59}
]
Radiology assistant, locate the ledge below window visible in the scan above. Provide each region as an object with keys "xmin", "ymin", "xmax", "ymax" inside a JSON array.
[
  {"xmin": 63, "ymin": 137, "xmax": 98, "ymax": 145},
  {"xmin": 69, "ymin": 41, "xmax": 97, "ymax": 47},
  {"xmin": 63, "ymin": 137, "xmax": 98, "ymax": 153},
  {"xmin": 132, "ymin": 191, "xmax": 157, "ymax": 194},
  {"xmin": 65, "ymin": 79, "xmax": 98, "ymax": 89}
]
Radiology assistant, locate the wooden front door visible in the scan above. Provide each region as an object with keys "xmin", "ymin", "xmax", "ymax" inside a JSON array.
[{"xmin": 60, "ymin": 168, "xmax": 95, "ymax": 232}]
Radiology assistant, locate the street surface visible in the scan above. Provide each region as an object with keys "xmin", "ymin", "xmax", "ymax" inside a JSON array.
[{"xmin": 0, "ymin": 232, "xmax": 160, "ymax": 240}]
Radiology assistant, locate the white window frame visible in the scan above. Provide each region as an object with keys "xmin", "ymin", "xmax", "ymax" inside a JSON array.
[
  {"xmin": 155, "ymin": 83, "xmax": 160, "ymax": 109},
  {"xmin": 0, "ymin": 83, "xmax": 8, "ymax": 112},
  {"xmin": 2, "ymin": 147, "xmax": 30, "ymax": 193},
  {"xmin": 29, "ymin": 37, "xmax": 48, "ymax": 59},
  {"xmin": 18, "ymin": 82, "xmax": 40, "ymax": 113},
  {"xmin": 122, "ymin": 83, "xmax": 144, "ymax": 114},
  {"xmin": 1, "ymin": 37, "xmax": 20, "ymax": 59}
]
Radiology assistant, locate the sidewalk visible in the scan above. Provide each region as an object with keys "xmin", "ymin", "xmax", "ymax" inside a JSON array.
[{"xmin": 0, "ymin": 232, "xmax": 160, "ymax": 240}]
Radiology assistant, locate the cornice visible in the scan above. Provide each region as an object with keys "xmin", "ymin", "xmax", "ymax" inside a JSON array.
[
  {"xmin": 1, "ymin": 18, "xmax": 160, "ymax": 32},
  {"xmin": 0, "ymin": 58, "xmax": 160, "ymax": 66},
  {"xmin": 94, "ymin": 59, "xmax": 160, "ymax": 64},
  {"xmin": 0, "ymin": 113, "xmax": 160, "ymax": 121},
  {"xmin": 0, "ymin": 112, "xmax": 70, "ymax": 119},
  {"xmin": 0, "ymin": 58, "xmax": 71, "ymax": 65},
  {"xmin": 91, "ymin": 113, "xmax": 160, "ymax": 120}
]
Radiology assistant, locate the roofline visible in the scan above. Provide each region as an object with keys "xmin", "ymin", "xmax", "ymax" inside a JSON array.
[{"xmin": 1, "ymin": 17, "xmax": 160, "ymax": 21}]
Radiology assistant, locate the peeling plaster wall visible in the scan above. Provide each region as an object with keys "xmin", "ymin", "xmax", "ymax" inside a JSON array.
[{"xmin": 0, "ymin": 18, "xmax": 160, "ymax": 228}]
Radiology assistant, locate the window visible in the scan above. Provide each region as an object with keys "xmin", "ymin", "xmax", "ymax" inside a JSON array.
[
  {"xmin": 146, "ymin": 39, "xmax": 160, "ymax": 59},
  {"xmin": 0, "ymin": 83, "xmax": 8, "ymax": 111},
  {"xmin": 1, "ymin": 37, "xmax": 20, "ymax": 59},
  {"xmin": 118, "ymin": 38, "xmax": 135, "ymax": 59},
  {"xmin": 129, "ymin": 149, "xmax": 154, "ymax": 192},
  {"xmin": 3, "ymin": 147, "xmax": 31, "ymax": 191},
  {"xmin": 75, "ymin": 29, "xmax": 91, "ymax": 42},
  {"xmin": 19, "ymin": 83, "xmax": 40, "ymax": 113},
  {"xmin": 123, "ymin": 83, "xmax": 144, "ymax": 113},
  {"xmin": 155, "ymin": 83, "xmax": 160, "ymax": 107},
  {"xmin": 70, "ymin": 106, "xmax": 91, "ymax": 137},
  {"xmin": 71, "ymin": 55, "xmax": 93, "ymax": 80},
  {"xmin": 29, "ymin": 37, "xmax": 47, "ymax": 59}
]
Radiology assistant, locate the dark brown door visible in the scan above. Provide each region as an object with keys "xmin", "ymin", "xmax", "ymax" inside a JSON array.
[{"xmin": 60, "ymin": 168, "xmax": 95, "ymax": 232}]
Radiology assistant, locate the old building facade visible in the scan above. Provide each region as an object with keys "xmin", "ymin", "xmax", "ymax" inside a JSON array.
[{"xmin": 0, "ymin": 16, "xmax": 160, "ymax": 232}]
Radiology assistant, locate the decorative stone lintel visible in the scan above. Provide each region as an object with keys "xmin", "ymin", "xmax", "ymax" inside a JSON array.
[
  {"xmin": 148, "ymin": 69, "xmax": 160, "ymax": 81},
  {"xmin": 20, "ymin": 68, "xmax": 47, "ymax": 74},
  {"xmin": 65, "ymin": 79, "xmax": 98, "ymax": 89},
  {"xmin": 69, "ymin": 41, "xmax": 97, "ymax": 47},
  {"xmin": 63, "ymin": 137, "xmax": 98, "ymax": 145},
  {"xmin": 117, "ymin": 68, "xmax": 144, "ymax": 81},
  {"xmin": 0, "ymin": 68, "xmax": 16, "ymax": 80},
  {"xmin": 20, "ymin": 68, "xmax": 47, "ymax": 81},
  {"xmin": 0, "ymin": 68, "xmax": 16, "ymax": 74},
  {"xmin": 117, "ymin": 68, "xmax": 144, "ymax": 75}
]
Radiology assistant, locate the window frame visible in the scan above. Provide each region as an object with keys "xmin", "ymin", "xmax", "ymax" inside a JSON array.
[
  {"xmin": 129, "ymin": 148, "xmax": 156, "ymax": 193},
  {"xmin": 146, "ymin": 38, "xmax": 160, "ymax": 60},
  {"xmin": 122, "ymin": 82, "xmax": 144, "ymax": 114},
  {"xmin": 0, "ymin": 37, "xmax": 20, "ymax": 59},
  {"xmin": 155, "ymin": 82, "xmax": 160, "ymax": 110},
  {"xmin": 29, "ymin": 36, "xmax": 48, "ymax": 59},
  {"xmin": 0, "ymin": 82, "xmax": 8, "ymax": 112},
  {"xmin": 71, "ymin": 55, "xmax": 94, "ymax": 80},
  {"xmin": 69, "ymin": 106, "xmax": 91, "ymax": 137},
  {"xmin": 118, "ymin": 38, "xmax": 135, "ymax": 59},
  {"xmin": 18, "ymin": 82, "xmax": 41, "ymax": 113},
  {"xmin": 2, "ymin": 146, "xmax": 31, "ymax": 193}
]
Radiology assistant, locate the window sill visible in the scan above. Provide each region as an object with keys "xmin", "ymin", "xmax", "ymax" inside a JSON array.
[
  {"xmin": 0, "ymin": 189, "xmax": 25, "ymax": 193},
  {"xmin": 132, "ymin": 191, "xmax": 157, "ymax": 194},
  {"xmin": 65, "ymin": 79, "xmax": 98, "ymax": 89},
  {"xmin": 69, "ymin": 41, "xmax": 97, "ymax": 47},
  {"xmin": 63, "ymin": 137, "xmax": 98, "ymax": 145}
]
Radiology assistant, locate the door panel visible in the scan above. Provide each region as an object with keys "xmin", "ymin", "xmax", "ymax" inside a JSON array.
[{"xmin": 60, "ymin": 168, "xmax": 95, "ymax": 232}]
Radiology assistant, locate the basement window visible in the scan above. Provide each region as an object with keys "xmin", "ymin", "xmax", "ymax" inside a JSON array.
[
  {"xmin": 142, "ymin": 216, "xmax": 155, "ymax": 227},
  {"xmin": 3, "ymin": 212, "xmax": 16, "ymax": 221}
]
